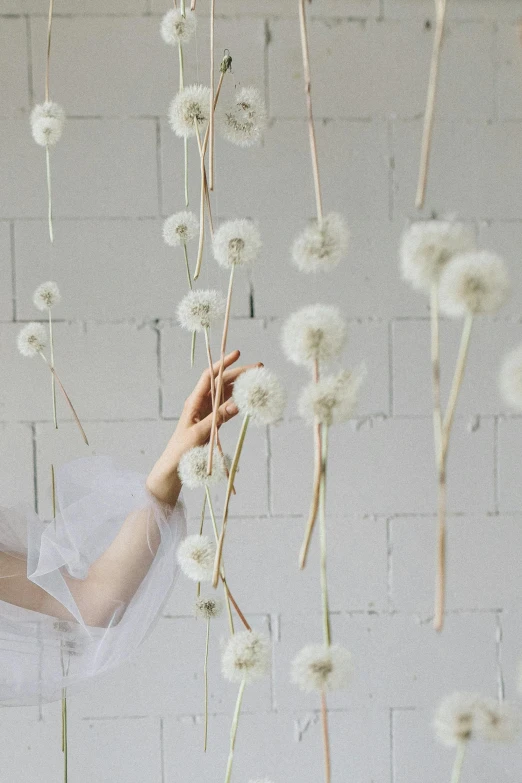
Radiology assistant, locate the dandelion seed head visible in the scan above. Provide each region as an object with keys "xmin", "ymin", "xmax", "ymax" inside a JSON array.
[
  {"xmin": 17, "ymin": 323, "xmax": 47, "ymax": 357},
  {"xmin": 298, "ymin": 366, "xmax": 365, "ymax": 426},
  {"xmin": 32, "ymin": 281, "xmax": 61, "ymax": 311},
  {"xmin": 177, "ymin": 289, "xmax": 226, "ymax": 333},
  {"xmin": 474, "ymin": 698, "xmax": 520, "ymax": 743},
  {"xmin": 281, "ymin": 305, "xmax": 347, "ymax": 369},
  {"xmin": 178, "ymin": 445, "xmax": 229, "ymax": 489},
  {"xmin": 221, "ymin": 630, "xmax": 270, "ymax": 683},
  {"xmin": 169, "ymin": 85, "xmax": 211, "ymax": 138},
  {"xmin": 292, "ymin": 213, "xmax": 350, "ymax": 273},
  {"xmin": 177, "ymin": 534, "xmax": 216, "ymax": 582},
  {"xmin": 438, "ymin": 251, "xmax": 510, "ymax": 318},
  {"xmin": 160, "ymin": 8, "xmax": 197, "ymax": 45},
  {"xmin": 213, "ymin": 220, "xmax": 262, "ymax": 269},
  {"xmin": 194, "ymin": 596, "xmax": 223, "ymax": 620},
  {"xmin": 163, "ymin": 211, "xmax": 199, "ymax": 247},
  {"xmin": 499, "ymin": 345, "xmax": 522, "ymax": 411},
  {"xmin": 218, "ymin": 87, "xmax": 267, "ymax": 147},
  {"xmin": 400, "ymin": 220, "xmax": 475, "ymax": 293},
  {"xmin": 434, "ymin": 692, "xmax": 480, "ymax": 747},
  {"xmin": 291, "ymin": 644, "xmax": 352, "ymax": 693},
  {"xmin": 30, "ymin": 102, "xmax": 65, "ymax": 146},
  {"xmin": 232, "ymin": 367, "xmax": 286, "ymax": 426}
]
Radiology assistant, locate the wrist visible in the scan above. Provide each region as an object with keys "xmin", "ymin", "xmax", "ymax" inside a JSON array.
[{"xmin": 146, "ymin": 456, "xmax": 182, "ymax": 506}]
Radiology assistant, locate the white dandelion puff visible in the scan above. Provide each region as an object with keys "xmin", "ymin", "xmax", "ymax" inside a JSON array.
[
  {"xmin": 499, "ymin": 345, "xmax": 522, "ymax": 411},
  {"xmin": 232, "ymin": 367, "xmax": 286, "ymax": 426},
  {"xmin": 169, "ymin": 84, "xmax": 211, "ymax": 138},
  {"xmin": 400, "ymin": 220, "xmax": 475, "ymax": 293},
  {"xmin": 438, "ymin": 251, "xmax": 510, "ymax": 318},
  {"xmin": 194, "ymin": 596, "xmax": 223, "ymax": 620},
  {"xmin": 163, "ymin": 211, "xmax": 199, "ymax": 247},
  {"xmin": 474, "ymin": 698, "xmax": 520, "ymax": 743},
  {"xmin": 160, "ymin": 8, "xmax": 197, "ymax": 45},
  {"xmin": 218, "ymin": 86, "xmax": 267, "ymax": 148},
  {"xmin": 298, "ymin": 366, "xmax": 365, "ymax": 426},
  {"xmin": 434, "ymin": 692, "xmax": 480, "ymax": 747},
  {"xmin": 292, "ymin": 213, "xmax": 350, "ymax": 273},
  {"xmin": 291, "ymin": 644, "xmax": 352, "ymax": 693},
  {"xmin": 30, "ymin": 102, "xmax": 65, "ymax": 147},
  {"xmin": 32, "ymin": 281, "xmax": 61, "ymax": 311},
  {"xmin": 177, "ymin": 534, "xmax": 216, "ymax": 582},
  {"xmin": 281, "ymin": 304, "xmax": 347, "ymax": 369},
  {"xmin": 17, "ymin": 323, "xmax": 47, "ymax": 357},
  {"xmin": 212, "ymin": 219, "xmax": 262, "ymax": 269},
  {"xmin": 178, "ymin": 445, "xmax": 229, "ymax": 489},
  {"xmin": 177, "ymin": 289, "xmax": 226, "ymax": 333},
  {"xmin": 221, "ymin": 630, "xmax": 271, "ymax": 684}
]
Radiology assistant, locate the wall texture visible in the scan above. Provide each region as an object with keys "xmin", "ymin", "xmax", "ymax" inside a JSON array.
[{"xmin": 1, "ymin": 0, "xmax": 522, "ymax": 781}]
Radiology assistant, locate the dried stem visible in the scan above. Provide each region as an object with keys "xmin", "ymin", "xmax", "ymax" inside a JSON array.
[
  {"xmin": 430, "ymin": 284, "xmax": 442, "ymax": 461},
  {"xmin": 298, "ymin": 0, "xmax": 323, "ymax": 222},
  {"xmin": 209, "ymin": 0, "xmax": 216, "ymax": 190},
  {"xmin": 415, "ymin": 0, "xmax": 448, "ymax": 210},
  {"xmin": 319, "ymin": 425, "xmax": 331, "ymax": 647},
  {"xmin": 224, "ymin": 679, "xmax": 246, "ymax": 783},
  {"xmin": 204, "ymin": 327, "xmax": 235, "ymax": 494},
  {"xmin": 45, "ymin": 0, "xmax": 54, "ymax": 103},
  {"xmin": 321, "ymin": 690, "xmax": 331, "ymax": 783},
  {"xmin": 62, "ymin": 686, "xmax": 68, "ymax": 782},
  {"xmin": 212, "ymin": 413, "xmax": 250, "ymax": 588},
  {"xmin": 203, "ymin": 617, "xmax": 210, "ymax": 751},
  {"xmin": 300, "ymin": 357, "xmax": 322, "ymax": 569},
  {"xmin": 193, "ymin": 120, "xmax": 206, "ymax": 281},
  {"xmin": 205, "ymin": 486, "xmax": 234, "ymax": 635},
  {"xmin": 182, "ymin": 241, "xmax": 193, "ymax": 290},
  {"xmin": 207, "ymin": 264, "xmax": 236, "ymax": 473},
  {"xmin": 38, "ymin": 353, "xmax": 89, "ymax": 446},
  {"xmin": 48, "ymin": 308, "xmax": 58, "ymax": 428},
  {"xmin": 179, "ymin": 0, "xmax": 189, "ymax": 206},
  {"xmin": 45, "ymin": 145, "xmax": 54, "ymax": 244},
  {"xmin": 450, "ymin": 741, "xmax": 467, "ymax": 783}
]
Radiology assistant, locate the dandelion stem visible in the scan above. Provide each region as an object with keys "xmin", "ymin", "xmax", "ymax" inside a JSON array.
[
  {"xmin": 203, "ymin": 617, "xmax": 210, "ymax": 751},
  {"xmin": 321, "ymin": 690, "xmax": 331, "ymax": 783},
  {"xmin": 183, "ymin": 242, "xmax": 193, "ymax": 289},
  {"xmin": 62, "ymin": 686, "xmax": 68, "ymax": 783},
  {"xmin": 178, "ymin": 2, "xmax": 189, "ymax": 206},
  {"xmin": 204, "ymin": 327, "xmax": 234, "ymax": 492},
  {"xmin": 45, "ymin": 145, "xmax": 54, "ymax": 244},
  {"xmin": 298, "ymin": 0, "xmax": 323, "ymax": 222},
  {"xmin": 48, "ymin": 308, "xmax": 58, "ymax": 428},
  {"xmin": 430, "ymin": 284, "xmax": 442, "ymax": 461},
  {"xmin": 212, "ymin": 414, "xmax": 250, "ymax": 589},
  {"xmin": 38, "ymin": 352, "xmax": 89, "ymax": 446},
  {"xmin": 209, "ymin": 0, "xmax": 216, "ymax": 190},
  {"xmin": 300, "ymin": 357, "xmax": 322, "ymax": 569},
  {"xmin": 207, "ymin": 264, "xmax": 236, "ymax": 474},
  {"xmin": 224, "ymin": 679, "xmax": 246, "ymax": 783},
  {"xmin": 415, "ymin": 0, "xmax": 448, "ymax": 210},
  {"xmin": 442, "ymin": 315, "xmax": 473, "ymax": 441},
  {"xmin": 193, "ymin": 121, "xmax": 206, "ymax": 280},
  {"xmin": 205, "ymin": 486, "xmax": 234, "ymax": 635},
  {"xmin": 196, "ymin": 492, "xmax": 207, "ymax": 597},
  {"xmin": 450, "ymin": 741, "xmax": 467, "ymax": 783},
  {"xmin": 45, "ymin": 0, "xmax": 54, "ymax": 103},
  {"xmin": 319, "ymin": 425, "xmax": 331, "ymax": 647}
]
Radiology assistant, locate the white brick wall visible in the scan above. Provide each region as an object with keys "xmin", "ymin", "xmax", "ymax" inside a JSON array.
[{"xmin": 1, "ymin": 1, "xmax": 522, "ymax": 781}]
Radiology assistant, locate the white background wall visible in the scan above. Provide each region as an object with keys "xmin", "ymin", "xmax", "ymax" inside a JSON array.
[{"xmin": 1, "ymin": 0, "xmax": 522, "ymax": 780}]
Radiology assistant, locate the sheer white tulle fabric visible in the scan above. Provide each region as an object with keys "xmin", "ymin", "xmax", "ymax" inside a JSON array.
[{"xmin": 0, "ymin": 457, "xmax": 186, "ymax": 705}]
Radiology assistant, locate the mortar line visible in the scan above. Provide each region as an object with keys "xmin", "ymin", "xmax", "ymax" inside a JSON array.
[{"xmin": 10, "ymin": 221, "xmax": 16, "ymax": 321}]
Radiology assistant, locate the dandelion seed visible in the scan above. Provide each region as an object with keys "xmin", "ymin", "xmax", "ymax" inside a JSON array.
[
  {"xmin": 160, "ymin": 8, "xmax": 197, "ymax": 45},
  {"xmin": 177, "ymin": 289, "xmax": 226, "ymax": 333},
  {"xmin": 218, "ymin": 86, "xmax": 267, "ymax": 147},
  {"xmin": 400, "ymin": 220, "xmax": 474, "ymax": 293},
  {"xmin": 500, "ymin": 345, "xmax": 522, "ymax": 411},
  {"xmin": 169, "ymin": 84, "xmax": 211, "ymax": 138},
  {"xmin": 177, "ymin": 534, "xmax": 216, "ymax": 582},
  {"xmin": 298, "ymin": 367, "xmax": 365, "ymax": 426},
  {"xmin": 33, "ymin": 281, "xmax": 61, "ymax": 312},
  {"xmin": 194, "ymin": 596, "xmax": 223, "ymax": 620},
  {"xmin": 438, "ymin": 251, "xmax": 510, "ymax": 318},
  {"xmin": 163, "ymin": 211, "xmax": 199, "ymax": 247},
  {"xmin": 281, "ymin": 304, "xmax": 347, "ymax": 369},
  {"xmin": 178, "ymin": 445, "xmax": 229, "ymax": 489},
  {"xmin": 292, "ymin": 213, "xmax": 350, "ymax": 273},
  {"xmin": 291, "ymin": 644, "xmax": 352, "ymax": 693},
  {"xmin": 17, "ymin": 323, "xmax": 47, "ymax": 357},
  {"xmin": 212, "ymin": 219, "xmax": 262, "ymax": 269},
  {"xmin": 30, "ymin": 102, "xmax": 65, "ymax": 147},
  {"xmin": 434, "ymin": 692, "xmax": 480, "ymax": 747},
  {"xmin": 221, "ymin": 630, "xmax": 270, "ymax": 684},
  {"xmin": 233, "ymin": 367, "xmax": 286, "ymax": 426}
]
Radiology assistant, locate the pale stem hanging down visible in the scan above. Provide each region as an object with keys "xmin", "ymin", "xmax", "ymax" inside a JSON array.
[
  {"xmin": 196, "ymin": 492, "xmax": 207, "ymax": 597},
  {"xmin": 38, "ymin": 352, "xmax": 89, "ymax": 446},
  {"xmin": 45, "ymin": 0, "xmax": 54, "ymax": 103},
  {"xmin": 45, "ymin": 0, "xmax": 55, "ymax": 243},
  {"xmin": 450, "ymin": 741, "xmax": 467, "ymax": 783},
  {"xmin": 207, "ymin": 264, "xmax": 236, "ymax": 474},
  {"xmin": 319, "ymin": 425, "xmax": 331, "ymax": 647},
  {"xmin": 193, "ymin": 121, "xmax": 206, "ymax": 281},
  {"xmin": 209, "ymin": 0, "xmax": 216, "ymax": 190},
  {"xmin": 299, "ymin": 357, "xmax": 322, "ymax": 569},
  {"xmin": 48, "ymin": 307, "xmax": 58, "ymax": 429},
  {"xmin": 298, "ymin": 0, "xmax": 323, "ymax": 222},
  {"xmin": 212, "ymin": 413, "xmax": 250, "ymax": 588},
  {"xmin": 430, "ymin": 284, "xmax": 442, "ymax": 461},
  {"xmin": 415, "ymin": 0, "xmax": 448, "ymax": 210},
  {"xmin": 191, "ymin": 0, "xmax": 196, "ymax": 8},
  {"xmin": 203, "ymin": 327, "xmax": 235, "ymax": 493},
  {"xmin": 54, "ymin": 476, "xmax": 69, "ymax": 783},
  {"xmin": 433, "ymin": 314, "xmax": 473, "ymax": 632},
  {"xmin": 203, "ymin": 617, "xmax": 210, "ymax": 751},
  {"xmin": 45, "ymin": 145, "xmax": 54, "ymax": 244},
  {"xmin": 224, "ymin": 679, "xmax": 246, "ymax": 783},
  {"xmin": 179, "ymin": 0, "xmax": 189, "ymax": 206},
  {"xmin": 321, "ymin": 690, "xmax": 331, "ymax": 783}
]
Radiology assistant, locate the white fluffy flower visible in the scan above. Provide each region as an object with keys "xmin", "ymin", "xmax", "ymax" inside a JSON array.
[
  {"xmin": 218, "ymin": 87, "xmax": 267, "ymax": 147},
  {"xmin": 178, "ymin": 445, "xmax": 229, "ymax": 488},
  {"xmin": 17, "ymin": 323, "xmax": 47, "ymax": 357},
  {"xmin": 475, "ymin": 698, "xmax": 520, "ymax": 743},
  {"xmin": 298, "ymin": 367, "xmax": 365, "ymax": 426},
  {"xmin": 291, "ymin": 644, "xmax": 352, "ymax": 693},
  {"xmin": 434, "ymin": 692, "xmax": 480, "ymax": 747},
  {"xmin": 281, "ymin": 305, "xmax": 347, "ymax": 368},
  {"xmin": 160, "ymin": 8, "xmax": 197, "ymax": 45},
  {"xmin": 177, "ymin": 289, "xmax": 226, "ymax": 332},
  {"xmin": 163, "ymin": 211, "xmax": 199, "ymax": 247},
  {"xmin": 169, "ymin": 85, "xmax": 211, "ymax": 138},
  {"xmin": 32, "ymin": 281, "xmax": 61, "ymax": 311},
  {"xmin": 400, "ymin": 220, "xmax": 475, "ymax": 293},
  {"xmin": 213, "ymin": 219, "xmax": 262, "ymax": 269},
  {"xmin": 194, "ymin": 596, "xmax": 223, "ymax": 620},
  {"xmin": 30, "ymin": 102, "xmax": 65, "ymax": 146},
  {"xmin": 221, "ymin": 630, "xmax": 270, "ymax": 684},
  {"xmin": 292, "ymin": 213, "xmax": 350, "ymax": 273},
  {"xmin": 232, "ymin": 367, "xmax": 286, "ymax": 425},
  {"xmin": 177, "ymin": 534, "xmax": 216, "ymax": 582},
  {"xmin": 499, "ymin": 345, "xmax": 522, "ymax": 411},
  {"xmin": 438, "ymin": 251, "xmax": 510, "ymax": 318}
]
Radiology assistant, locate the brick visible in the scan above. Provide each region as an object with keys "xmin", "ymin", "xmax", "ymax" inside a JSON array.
[
  {"xmin": 150, "ymin": 0, "xmax": 381, "ymax": 16},
  {"xmin": 496, "ymin": 605, "xmax": 522, "ymax": 701},
  {"xmin": 384, "ymin": 0, "xmax": 522, "ymax": 21},
  {"xmin": 0, "ymin": 423, "xmax": 34, "ymax": 507},
  {"xmin": 498, "ymin": 23, "xmax": 522, "ymax": 120},
  {"xmin": 0, "ymin": 18, "xmax": 30, "ymax": 116},
  {"xmin": 497, "ymin": 417, "xmax": 522, "ymax": 513},
  {"xmin": 270, "ymin": 417, "xmax": 494, "ymax": 516},
  {"xmin": 0, "ymin": 0, "xmax": 146, "ymax": 12},
  {"xmin": 0, "ymin": 223, "xmax": 13, "ymax": 320},
  {"xmin": 478, "ymin": 221, "xmax": 522, "ymax": 319}
]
